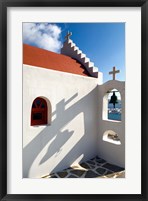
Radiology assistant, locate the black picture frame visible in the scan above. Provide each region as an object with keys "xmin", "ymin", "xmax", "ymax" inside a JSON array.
[{"xmin": 0, "ymin": 0, "xmax": 147, "ymax": 200}]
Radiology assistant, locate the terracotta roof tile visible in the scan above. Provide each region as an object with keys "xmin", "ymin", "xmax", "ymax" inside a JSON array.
[{"xmin": 23, "ymin": 44, "xmax": 91, "ymax": 77}]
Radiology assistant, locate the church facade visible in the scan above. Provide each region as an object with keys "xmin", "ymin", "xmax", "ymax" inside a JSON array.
[{"xmin": 23, "ymin": 33, "xmax": 125, "ymax": 178}]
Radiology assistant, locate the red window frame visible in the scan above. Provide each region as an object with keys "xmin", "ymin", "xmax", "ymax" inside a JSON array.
[{"xmin": 31, "ymin": 97, "xmax": 47, "ymax": 126}]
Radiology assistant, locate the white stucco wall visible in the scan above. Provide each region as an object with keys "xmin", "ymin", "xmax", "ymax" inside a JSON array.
[
  {"xmin": 23, "ymin": 65, "xmax": 99, "ymax": 178},
  {"xmin": 98, "ymin": 80, "xmax": 125, "ymax": 168}
]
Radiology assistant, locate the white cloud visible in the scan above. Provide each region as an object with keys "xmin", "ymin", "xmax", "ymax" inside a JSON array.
[{"xmin": 23, "ymin": 23, "xmax": 62, "ymax": 53}]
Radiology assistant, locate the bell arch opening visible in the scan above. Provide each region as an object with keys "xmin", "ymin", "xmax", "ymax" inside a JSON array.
[{"xmin": 103, "ymin": 89, "xmax": 122, "ymax": 121}]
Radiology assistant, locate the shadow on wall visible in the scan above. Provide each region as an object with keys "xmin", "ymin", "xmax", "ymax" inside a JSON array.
[
  {"xmin": 39, "ymin": 129, "xmax": 74, "ymax": 165},
  {"xmin": 23, "ymin": 87, "xmax": 98, "ymax": 178}
]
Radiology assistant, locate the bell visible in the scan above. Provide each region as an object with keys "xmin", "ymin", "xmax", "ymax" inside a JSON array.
[{"xmin": 109, "ymin": 91, "xmax": 118, "ymax": 108}]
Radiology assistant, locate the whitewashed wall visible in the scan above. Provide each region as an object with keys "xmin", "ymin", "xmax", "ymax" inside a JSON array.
[
  {"xmin": 98, "ymin": 80, "xmax": 125, "ymax": 168},
  {"xmin": 23, "ymin": 65, "xmax": 99, "ymax": 178}
]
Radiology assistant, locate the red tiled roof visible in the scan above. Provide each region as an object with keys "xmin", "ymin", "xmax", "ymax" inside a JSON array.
[{"xmin": 23, "ymin": 44, "xmax": 90, "ymax": 77}]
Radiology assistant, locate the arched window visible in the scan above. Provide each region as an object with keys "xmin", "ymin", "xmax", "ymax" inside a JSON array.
[{"xmin": 31, "ymin": 97, "xmax": 48, "ymax": 126}]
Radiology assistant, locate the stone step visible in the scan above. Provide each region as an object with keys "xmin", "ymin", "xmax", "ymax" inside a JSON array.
[
  {"xmin": 92, "ymin": 71, "xmax": 99, "ymax": 78},
  {"xmin": 75, "ymin": 49, "xmax": 82, "ymax": 54},
  {"xmin": 71, "ymin": 42, "xmax": 76, "ymax": 47},
  {"xmin": 74, "ymin": 46, "xmax": 79, "ymax": 51},
  {"xmin": 88, "ymin": 67, "xmax": 98, "ymax": 76},
  {"xmin": 84, "ymin": 61, "xmax": 94, "ymax": 68},
  {"xmin": 81, "ymin": 57, "xmax": 90, "ymax": 63},
  {"xmin": 88, "ymin": 61, "xmax": 94, "ymax": 67},
  {"xmin": 92, "ymin": 66, "xmax": 98, "ymax": 73},
  {"xmin": 71, "ymin": 46, "xmax": 78, "ymax": 52},
  {"xmin": 68, "ymin": 39, "xmax": 73, "ymax": 44},
  {"xmin": 79, "ymin": 53, "xmax": 86, "ymax": 59}
]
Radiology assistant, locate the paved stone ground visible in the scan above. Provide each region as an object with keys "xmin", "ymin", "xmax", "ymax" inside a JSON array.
[{"xmin": 43, "ymin": 156, "xmax": 125, "ymax": 178}]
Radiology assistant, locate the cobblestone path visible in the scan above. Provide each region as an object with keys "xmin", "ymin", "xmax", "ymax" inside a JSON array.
[{"xmin": 43, "ymin": 156, "xmax": 125, "ymax": 178}]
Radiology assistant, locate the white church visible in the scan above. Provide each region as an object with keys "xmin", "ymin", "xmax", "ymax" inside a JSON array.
[{"xmin": 23, "ymin": 32, "xmax": 125, "ymax": 178}]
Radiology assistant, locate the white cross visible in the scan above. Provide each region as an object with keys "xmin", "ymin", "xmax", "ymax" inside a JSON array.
[
  {"xmin": 65, "ymin": 31, "xmax": 72, "ymax": 41},
  {"xmin": 109, "ymin": 66, "xmax": 120, "ymax": 80}
]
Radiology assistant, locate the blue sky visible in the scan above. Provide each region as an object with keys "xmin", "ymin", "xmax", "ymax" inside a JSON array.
[{"xmin": 23, "ymin": 23, "xmax": 125, "ymax": 83}]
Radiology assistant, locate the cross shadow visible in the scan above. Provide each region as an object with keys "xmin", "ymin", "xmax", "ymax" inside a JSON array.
[
  {"xmin": 23, "ymin": 87, "xmax": 98, "ymax": 178},
  {"xmin": 39, "ymin": 129, "xmax": 74, "ymax": 165}
]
